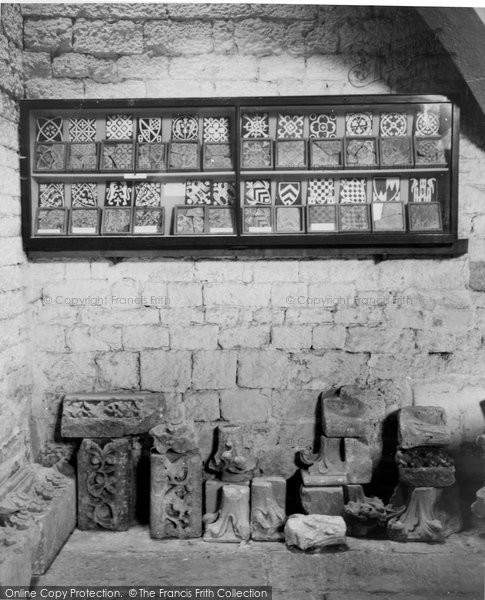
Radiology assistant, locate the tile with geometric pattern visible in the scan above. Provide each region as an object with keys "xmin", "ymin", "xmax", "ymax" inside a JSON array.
[
  {"xmin": 36, "ymin": 117, "xmax": 63, "ymax": 142},
  {"xmin": 244, "ymin": 180, "xmax": 272, "ymax": 205},
  {"xmin": 134, "ymin": 207, "xmax": 164, "ymax": 233},
  {"xmin": 307, "ymin": 179, "xmax": 335, "ymax": 205},
  {"xmin": 36, "ymin": 208, "xmax": 66, "ymax": 234},
  {"xmin": 69, "ymin": 118, "xmax": 96, "ymax": 142},
  {"xmin": 310, "ymin": 139, "xmax": 342, "ymax": 168},
  {"xmin": 101, "ymin": 142, "xmax": 134, "ymax": 171},
  {"xmin": 339, "ymin": 204, "xmax": 371, "ymax": 231},
  {"xmin": 168, "ymin": 142, "xmax": 199, "ymax": 171},
  {"xmin": 309, "ymin": 113, "xmax": 337, "ymax": 139},
  {"xmin": 102, "ymin": 208, "xmax": 132, "ymax": 234},
  {"xmin": 276, "ymin": 114, "xmax": 304, "ymax": 139},
  {"xmin": 275, "ymin": 140, "xmax": 306, "ymax": 169},
  {"xmin": 241, "ymin": 140, "xmax": 272, "ymax": 169},
  {"xmin": 307, "ymin": 205, "xmax": 338, "ymax": 232},
  {"xmin": 276, "ymin": 182, "xmax": 301, "ymax": 206},
  {"xmin": 339, "ymin": 178, "xmax": 367, "ymax": 204},
  {"xmin": 185, "ymin": 180, "xmax": 212, "ymax": 205},
  {"xmin": 345, "ymin": 112, "xmax": 373, "ymax": 136},
  {"xmin": 137, "ymin": 118, "xmax": 162, "ymax": 143},
  {"xmin": 134, "ymin": 182, "xmax": 162, "ymax": 207},
  {"xmin": 203, "ymin": 117, "xmax": 230, "ymax": 143},
  {"xmin": 171, "ymin": 115, "xmax": 199, "ymax": 141},
  {"xmin": 203, "ymin": 143, "xmax": 232, "ymax": 170},
  {"xmin": 414, "ymin": 138, "xmax": 446, "ymax": 165},
  {"xmin": 70, "ymin": 209, "xmax": 99, "ymax": 234},
  {"xmin": 71, "ymin": 182, "xmax": 98, "ymax": 208},
  {"xmin": 39, "ymin": 183, "xmax": 65, "ymax": 207},
  {"xmin": 212, "ymin": 181, "xmax": 236, "ymax": 206},
  {"xmin": 35, "ymin": 143, "xmax": 67, "ymax": 171},
  {"xmin": 67, "ymin": 142, "xmax": 98, "ymax": 171},
  {"xmin": 379, "ymin": 137, "xmax": 413, "ymax": 167},
  {"xmin": 379, "ymin": 113, "xmax": 407, "ymax": 137},
  {"xmin": 372, "ymin": 178, "xmax": 400, "ymax": 203},
  {"xmin": 276, "ymin": 207, "xmax": 303, "ymax": 232},
  {"xmin": 414, "ymin": 109, "xmax": 440, "ymax": 136},
  {"xmin": 105, "ymin": 114, "xmax": 134, "ymax": 140},
  {"xmin": 241, "ymin": 113, "xmax": 269, "ymax": 139},
  {"xmin": 244, "ymin": 207, "xmax": 272, "ymax": 232},
  {"xmin": 136, "ymin": 143, "xmax": 166, "ymax": 171}
]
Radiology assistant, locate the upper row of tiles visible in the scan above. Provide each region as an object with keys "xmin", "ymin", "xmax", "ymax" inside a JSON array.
[{"xmin": 34, "ymin": 105, "xmax": 449, "ymax": 145}]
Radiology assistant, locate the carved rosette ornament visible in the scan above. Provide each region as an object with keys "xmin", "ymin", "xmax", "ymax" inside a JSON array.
[{"xmin": 209, "ymin": 425, "xmax": 258, "ymax": 483}]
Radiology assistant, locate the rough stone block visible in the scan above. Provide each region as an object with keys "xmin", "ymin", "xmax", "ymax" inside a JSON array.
[
  {"xmin": 203, "ymin": 484, "xmax": 250, "ymax": 543},
  {"xmin": 24, "ymin": 17, "xmax": 73, "ymax": 53},
  {"xmin": 218, "ymin": 326, "xmax": 270, "ymax": 349},
  {"xmin": 117, "ymin": 54, "xmax": 169, "ymax": 81},
  {"xmin": 220, "ymin": 389, "xmax": 270, "ymax": 423},
  {"xmin": 301, "ymin": 486, "xmax": 344, "ymax": 516},
  {"xmin": 170, "ymin": 325, "xmax": 218, "ymax": 350},
  {"xmin": 1, "ymin": 5, "xmax": 23, "ymax": 46},
  {"xmin": 398, "ymin": 406, "xmax": 451, "ymax": 449},
  {"xmin": 471, "ymin": 486, "xmax": 485, "ymax": 518},
  {"xmin": 272, "ymin": 326, "xmax": 312, "ymax": 350},
  {"xmin": 184, "ymin": 391, "xmax": 220, "ymax": 422},
  {"xmin": 73, "ymin": 19, "xmax": 143, "ymax": 56},
  {"xmin": 62, "ymin": 392, "xmax": 161, "ymax": 438},
  {"xmin": 251, "ymin": 477, "xmax": 286, "ymax": 541},
  {"xmin": 312, "ymin": 325, "xmax": 347, "ymax": 349},
  {"xmin": 140, "ymin": 350, "xmax": 191, "ymax": 393},
  {"xmin": 192, "ymin": 350, "xmax": 237, "ymax": 390},
  {"xmin": 144, "ymin": 20, "xmax": 213, "ymax": 56},
  {"xmin": 321, "ymin": 387, "xmax": 369, "ymax": 438},
  {"xmin": 26, "ymin": 77, "xmax": 84, "ymax": 99},
  {"xmin": 396, "ymin": 448, "xmax": 455, "ymax": 487},
  {"xmin": 238, "ymin": 349, "xmax": 289, "ymax": 389},
  {"xmin": 0, "ymin": 528, "xmax": 37, "ymax": 585},
  {"xmin": 284, "ymin": 514, "xmax": 347, "ymax": 551},
  {"xmin": 345, "ymin": 438, "xmax": 373, "ymax": 485},
  {"xmin": 234, "ymin": 18, "xmax": 287, "ymax": 57}
]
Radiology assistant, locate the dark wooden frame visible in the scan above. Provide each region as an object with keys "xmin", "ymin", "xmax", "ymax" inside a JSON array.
[{"xmin": 20, "ymin": 94, "xmax": 466, "ymax": 258}]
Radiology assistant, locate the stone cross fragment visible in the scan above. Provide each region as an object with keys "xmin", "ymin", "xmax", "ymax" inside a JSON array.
[
  {"xmin": 251, "ymin": 477, "xmax": 286, "ymax": 541},
  {"xmin": 398, "ymin": 406, "xmax": 451, "ymax": 449},
  {"xmin": 203, "ymin": 484, "xmax": 250, "ymax": 543},
  {"xmin": 284, "ymin": 514, "xmax": 347, "ymax": 551}
]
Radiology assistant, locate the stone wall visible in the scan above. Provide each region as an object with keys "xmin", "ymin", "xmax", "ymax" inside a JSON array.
[
  {"xmin": 0, "ymin": 4, "xmax": 33, "ymax": 484},
  {"xmin": 19, "ymin": 4, "xmax": 485, "ymax": 476}
]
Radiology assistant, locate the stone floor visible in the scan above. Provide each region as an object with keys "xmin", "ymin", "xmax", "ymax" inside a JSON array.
[{"xmin": 34, "ymin": 526, "xmax": 485, "ymax": 599}]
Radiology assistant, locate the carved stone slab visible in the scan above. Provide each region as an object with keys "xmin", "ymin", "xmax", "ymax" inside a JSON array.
[
  {"xmin": 62, "ymin": 392, "xmax": 161, "ymax": 438},
  {"xmin": 321, "ymin": 387, "xmax": 371, "ymax": 438},
  {"xmin": 398, "ymin": 406, "xmax": 450, "ymax": 449},
  {"xmin": 300, "ymin": 486, "xmax": 344, "ymax": 516},
  {"xmin": 0, "ymin": 527, "xmax": 37, "ymax": 585},
  {"xmin": 203, "ymin": 484, "xmax": 250, "ymax": 543},
  {"xmin": 251, "ymin": 477, "xmax": 286, "ymax": 541},
  {"xmin": 77, "ymin": 438, "xmax": 135, "ymax": 531},
  {"xmin": 284, "ymin": 514, "xmax": 347, "ymax": 551}
]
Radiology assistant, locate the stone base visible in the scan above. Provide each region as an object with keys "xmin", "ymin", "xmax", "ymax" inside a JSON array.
[
  {"xmin": 300, "ymin": 486, "xmax": 344, "ymax": 516},
  {"xmin": 251, "ymin": 476, "xmax": 286, "ymax": 541},
  {"xmin": 203, "ymin": 484, "xmax": 250, "ymax": 543}
]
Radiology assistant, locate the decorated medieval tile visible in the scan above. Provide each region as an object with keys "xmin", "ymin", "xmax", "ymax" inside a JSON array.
[
  {"xmin": 36, "ymin": 116, "xmax": 63, "ymax": 142},
  {"xmin": 372, "ymin": 178, "xmax": 400, "ymax": 202},
  {"xmin": 37, "ymin": 208, "xmax": 66, "ymax": 234},
  {"xmin": 208, "ymin": 207, "xmax": 235, "ymax": 233},
  {"xmin": 339, "ymin": 178, "xmax": 367, "ymax": 204},
  {"xmin": 275, "ymin": 140, "xmax": 306, "ymax": 169},
  {"xmin": 105, "ymin": 181, "xmax": 132, "ymax": 207},
  {"xmin": 185, "ymin": 180, "xmax": 212, "ymax": 205},
  {"xmin": 345, "ymin": 112, "xmax": 373, "ymax": 136},
  {"xmin": 408, "ymin": 202, "xmax": 442, "ymax": 231},
  {"xmin": 101, "ymin": 142, "xmax": 134, "ymax": 171},
  {"xmin": 39, "ymin": 182, "xmax": 64, "ymax": 207},
  {"xmin": 415, "ymin": 106, "xmax": 440, "ymax": 136},
  {"xmin": 276, "ymin": 206, "xmax": 302, "ymax": 232},
  {"xmin": 171, "ymin": 115, "xmax": 199, "ymax": 140},
  {"xmin": 307, "ymin": 179, "xmax": 335, "ymax": 205},
  {"xmin": 212, "ymin": 181, "xmax": 236, "ymax": 206},
  {"xmin": 68, "ymin": 142, "xmax": 98, "ymax": 171},
  {"xmin": 203, "ymin": 117, "xmax": 230, "ymax": 143},
  {"xmin": 137, "ymin": 117, "xmax": 162, "ymax": 143},
  {"xmin": 244, "ymin": 179, "xmax": 271, "ymax": 205},
  {"xmin": 62, "ymin": 392, "xmax": 161, "ymax": 437},
  {"xmin": 134, "ymin": 208, "xmax": 164, "ymax": 234},
  {"xmin": 105, "ymin": 114, "xmax": 134, "ymax": 140},
  {"xmin": 276, "ymin": 181, "xmax": 301, "ymax": 206},
  {"xmin": 308, "ymin": 205, "xmax": 338, "ymax": 232},
  {"xmin": 379, "ymin": 137, "xmax": 413, "ymax": 167},
  {"xmin": 168, "ymin": 142, "xmax": 199, "ymax": 170},
  {"xmin": 379, "ymin": 112, "xmax": 408, "ymax": 137},
  {"xmin": 102, "ymin": 208, "xmax": 132, "ymax": 234},
  {"xmin": 310, "ymin": 139, "xmax": 342, "ymax": 168},
  {"xmin": 244, "ymin": 207, "xmax": 272, "ymax": 232},
  {"xmin": 309, "ymin": 113, "xmax": 337, "ymax": 139},
  {"xmin": 71, "ymin": 182, "xmax": 98, "ymax": 208},
  {"xmin": 339, "ymin": 205, "xmax": 371, "ymax": 231},
  {"xmin": 77, "ymin": 438, "xmax": 136, "ymax": 530},
  {"xmin": 176, "ymin": 207, "xmax": 205, "ymax": 234},
  {"xmin": 277, "ymin": 114, "xmax": 304, "ymax": 139},
  {"xmin": 71, "ymin": 209, "xmax": 99, "ymax": 234},
  {"xmin": 409, "ymin": 177, "xmax": 437, "ymax": 203},
  {"xmin": 136, "ymin": 142, "xmax": 166, "ymax": 171},
  {"xmin": 69, "ymin": 118, "xmax": 96, "ymax": 142},
  {"xmin": 203, "ymin": 143, "xmax": 232, "ymax": 170},
  {"xmin": 241, "ymin": 140, "xmax": 272, "ymax": 169},
  {"xmin": 241, "ymin": 113, "xmax": 269, "ymax": 139},
  {"xmin": 35, "ymin": 143, "xmax": 66, "ymax": 171},
  {"xmin": 134, "ymin": 182, "xmax": 162, "ymax": 207},
  {"xmin": 414, "ymin": 138, "xmax": 447, "ymax": 165},
  {"xmin": 345, "ymin": 139, "xmax": 377, "ymax": 167},
  {"xmin": 372, "ymin": 202, "xmax": 405, "ymax": 231}
]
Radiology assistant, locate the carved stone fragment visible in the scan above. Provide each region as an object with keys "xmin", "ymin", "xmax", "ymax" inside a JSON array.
[
  {"xmin": 398, "ymin": 406, "xmax": 450, "ymax": 449},
  {"xmin": 77, "ymin": 438, "xmax": 135, "ymax": 531},
  {"xmin": 396, "ymin": 447, "xmax": 455, "ymax": 487},
  {"xmin": 205, "ymin": 480, "xmax": 223, "ymax": 516},
  {"xmin": 471, "ymin": 486, "xmax": 485, "ymax": 519},
  {"xmin": 300, "ymin": 486, "xmax": 344, "ymax": 516},
  {"xmin": 284, "ymin": 514, "xmax": 347, "ymax": 551},
  {"xmin": 344, "ymin": 491, "xmax": 405, "ymax": 538},
  {"xmin": 203, "ymin": 484, "xmax": 250, "ymax": 543},
  {"xmin": 209, "ymin": 425, "xmax": 257, "ymax": 483},
  {"xmin": 321, "ymin": 387, "xmax": 369, "ymax": 438},
  {"xmin": 150, "ymin": 423, "xmax": 202, "ymax": 539},
  {"xmin": 251, "ymin": 477, "xmax": 286, "ymax": 541},
  {"xmin": 345, "ymin": 438, "xmax": 373, "ymax": 484},
  {"xmin": 62, "ymin": 392, "xmax": 161, "ymax": 438}
]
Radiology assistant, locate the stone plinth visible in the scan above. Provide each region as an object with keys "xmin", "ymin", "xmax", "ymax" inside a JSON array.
[
  {"xmin": 284, "ymin": 514, "xmax": 347, "ymax": 551},
  {"xmin": 203, "ymin": 484, "xmax": 250, "ymax": 543},
  {"xmin": 398, "ymin": 406, "xmax": 450, "ymax": 449},
  {"xmin": 251, "ymin": 477, "xmax": 286, "ymax": 541}
]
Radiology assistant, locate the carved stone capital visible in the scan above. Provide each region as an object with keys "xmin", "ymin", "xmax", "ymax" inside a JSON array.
[
  {"xmin": 203, "ymin": 484, "xmax": 250, "ymax": 543},
  {"xmin": 209, "ymin": 425, "xmax": 257, "ymax": 483}
]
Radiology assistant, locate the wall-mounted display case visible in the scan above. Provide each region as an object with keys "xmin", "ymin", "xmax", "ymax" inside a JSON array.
[{"xmin": 20, "ymin": 95, "xmax": 466, "ymax": 257}]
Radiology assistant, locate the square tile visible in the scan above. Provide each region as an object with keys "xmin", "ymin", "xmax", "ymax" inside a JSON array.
[
  {"xmin": 244, "ymin": 180, "xmax": 272, "ymax": 205},
  {"xmin": 134, "ymin": 182, "xmax": 162, "ymax": 207},
  {"xmin": 372, "ymin": 202, "xmax": 405, "ymax": 231},
  {"xmin": 415, "ymin": 108, "xmax": 440, "ymax": 136},
  {"xmin": 39, "ymin": 183, "xmax": 64, "ymax": 207},
  {"xmin": 276, "ymin": 206, "xmax": 303, "ymax": 232},
  {"xmin": 309, "ymin": 113, "xmax": 337, "ymax": 139},
  {"xmin": 307, "ymin": 205, "xmax": 338, "ymax": 232},
  {"xmin": 105, "ymin": 114, "xmax": 134, "ymax": 140},
  {"xmin": 276, "ymin": 182, "xmax": 301, "ymax": 206},
  {"xmin": 203, "ymin": 143, "xmax": 233, "ymax": 170},
  {"xmin": 101, "ymin": 142, "xmax": 134, "ymax": 171},
  {"xmin": 175, "ymin": 206, "xmax": 205, "ymax": 234},
  {"xmin": 171, "ymin": 115, "xmax": 199, "ymax": 140},
  {"xmin": 241, "ymin": 140, "xmax": 272, "ymax": 169},
  {"xmin": 345, "ymin": 138, "xmax": 378, "ymax": 167},
  {"xmin": 36, "ymin": 117, "xmax": 63, "ymax": 142},
  {"xmin": 307, "ymin": 179, "xmax": 335, "ymax": 205},
  {"xmin": 70, "ymin": 208, "xmax": 99, "ymax": 234},
  {"xmin": 241, "ymin": 113, "xmax": 269, "ymax": 139},
  {"xmin": 339, "ymin": 178, "xmax": 367, "ymax": 204},
  {"xmin": 35, "ymin": 142, "xmax": 67, "ymax": 171},
  {"xmin": 203, "ymin": 117, "xmax": 230, "ymax": 143},
  {"xmin": 208, "ymin": 207, "xmax": 235, "ymax": 234},
  {"xmin": 168, "ymin": 142, "xmax": 199, "ymax": 171},
  {"xmin": 185, "ymin": 180, "xmax": 211, "ymax": 205},
  {"xmin": 243, "ymin": 207, "xmax": 272, "ymax": 233},
  {"xmin": 133, "ymin": 207, "xmax": 164, "ymax": 234},
  {"xmin": 310, "ymin": 139, "xmax": 343, "ymax": 168},
  {"xmin": 275, "ymin": 140, "xmax": 307, "ymax": 169},
  {"xmin": 102, "ymin": 208, "xmax": 132, "ymax": 234},
  {"xmin": 71, "ymin": 182, "xmax": 98, "ymax": 208},
  {"xmin": 36, "ymin": 208, "xmax": 67, "ymax": 234},
  {"xmin": 105, "ymin": 181, "xmax": 132, "ymax": 207},
  {"xmin": 379, "ymin": 112, "xmax": 408, "ymax": 137},
  {"xmin": 339, "ymin": 205, "xmax": 371, "ymax": 231},
  {"xmin": 277, "ymin": 114, "xmax": 304, "ymax": 139},
  {"xmin": 69, "ymin": 118, "xmax": 96, "ymax": 142},
  {"xmin": 372, "ymin": 178, "xmax": 400, "ymax": 203},
  {"xmin": 346, "ymin": 112, "xmax": 373, "ymax": 136},
  {"xmin": 409, "ymin": 177, "xmax": 438, "ymax": 203},
  {"xmin": 414, "ymin": 138, "xmax": 447, "ymax": 165},
  {"xmin": 212, "ymin": 181, "xmax": 236, "ymax": 206},
  {"xmin": 408, "ymin": 202, "xmax": 442, "ymax": 231},
  {"xmin": 379, "ymin": 137, "xmax": 413, "ymax": 167},
  {"xmin": 67, "ymin": 142, "xmax": 98, "ymax": 171},
  {"xmin": 136, "ymin": 143, "xmax": 166, "ymax": 171},
  {"xmin": 137, "ymin": 118, "xmax": 162, "ymax": 143}
]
